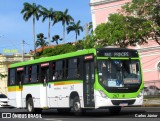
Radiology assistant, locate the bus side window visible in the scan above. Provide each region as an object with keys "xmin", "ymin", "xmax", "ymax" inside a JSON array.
[
  {"xmin": 16, "ymin": 68, "xmax": 24, "ymax": 85},
  {"xmin": 29, "ymin": 66, "xmax": 32, "ymax": 82},
  {"xmin": 24, "ymin": 66, "xmax": 29, "ymax": 83},
  {"xmin": 31, "ymin": 65, "xmax": 39, "ymax": 82},
  {"xmin": 52, "ymin": 62, "xmax": 56, "ymax": 81},
  {"xmin": 55, "ymin": 61, "xmax": 63, "ymax": 80},
  {"xmin": 41, "ymin": 66, "xmax": 49, "ymax": 83},
  {"xmin": 67, "ymin": 58, "xmax": 79, "ymax": 79},
  {"xmin": 9, "ymin": 68, "xmax": 16, "ymax": 85}
]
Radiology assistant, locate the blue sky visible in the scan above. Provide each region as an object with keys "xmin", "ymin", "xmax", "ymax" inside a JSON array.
[{"xmin": 0, "ymin": 0, "xmax": 91, "ymax": 54}]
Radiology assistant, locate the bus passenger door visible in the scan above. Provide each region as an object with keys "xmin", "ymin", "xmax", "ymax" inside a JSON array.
[
  {"xmin": 16, "ymin": 67, "xmax": 24, "ymax": 108},
  {"xmin": 41, "ymin": 65, "xmax": 49, "ymax": 108},
  {"xmin": 83, "ymin": 59, "xmax": 95, "ymax": 107}
]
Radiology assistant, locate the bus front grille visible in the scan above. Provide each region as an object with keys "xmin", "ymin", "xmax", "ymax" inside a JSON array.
[{"xmin": 111, "ymin": 99, "xmax": 136, "ymax": 105}]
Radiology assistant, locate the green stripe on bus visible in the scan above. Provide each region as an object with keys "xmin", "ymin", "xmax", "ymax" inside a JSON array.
[{"xmin": 10, "ymin": 49, "xmax": 96, "ymax": 68}]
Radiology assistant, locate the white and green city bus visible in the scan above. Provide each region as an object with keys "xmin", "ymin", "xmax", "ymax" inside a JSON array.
[{"xmin": 7, "ymin": 48, "xmax": 144, "ymax": 114}]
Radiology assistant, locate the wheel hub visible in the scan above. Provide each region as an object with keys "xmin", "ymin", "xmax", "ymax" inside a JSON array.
[{"xmin": 74, "ymin": 102, "xmax": 80, "ymax": 111}]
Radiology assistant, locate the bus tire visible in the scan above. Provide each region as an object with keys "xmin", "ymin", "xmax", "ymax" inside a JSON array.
[
  {"xmin": 26, "ymin": 97, "xmax": 35, "ymax": 113},
  {"xmin": 73, "ymin": 96, "xmax": 82, "ymax": 115},
  {"xmin": 108, "ymin": 107, "xmax": 121, "ymax": 114}
]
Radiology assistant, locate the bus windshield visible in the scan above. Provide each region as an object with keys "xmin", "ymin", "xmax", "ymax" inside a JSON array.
[{"xmin": 98, "ymin": 60, "xmax": 141, "ymax": 88}]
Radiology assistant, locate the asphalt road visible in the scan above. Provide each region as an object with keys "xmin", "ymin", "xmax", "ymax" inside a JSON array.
[{"xmin": 0, "ymin": 107, "xmax": 160, "ymax": 121}]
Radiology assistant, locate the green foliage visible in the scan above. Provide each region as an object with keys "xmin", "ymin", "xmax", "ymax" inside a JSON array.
[
  {"xmin": 82, "ymin": 35, "xmax": 97, "ymax": 49},
  {"xmin": 36, "ymin": 33, "xmax": 48, "ymax": 48},
  {"xmin": 95, "ymin": 14, "xmax": 127, "ymax": 47},
  {"xmin": 67, "ymin": 20, "xmax": 83, "ymax": 41},
  {"xmin": 52, "ymin": 35, "xmax": 62, "ymax": 45},
  {"xmin": 37, "ymin": 35, "xmax": 96, "ymax": 58},
  {"xmin": 21, "ymin": 2, "xmax": 41, "ymax": 21},
  {"xmin": 41, "ymin": 44, "xmax": 76, "ymax": 57},
  {"xmin": 122, "ymin": 0, "xmax": 160, "ymax": 44},
  {"xmin": 40, "ymin": 7, "xmax": 56, "ymax": 45},
  {"xmin": 54, "ymin": 9, "xmax": 74, "ymax": 43},
  {"xmin": 74, "ymin": 40, "xmax": 84, "ymax": 50},
  {"xmin": 95, "ymin": 13, "xmax": 152, "ymax": 47},
  {"xmin": 21, "ymin": 2, "xmax": 96, "ymax": 58},
  {"xmin": 94, "ymin": 0, "xmax": 160, "ymax": 47},
  {"xmin": 40, "ymin": 7, "xmax": 55, "ymax": 22},
  {"xmin": 54, "ymin": 9, "xmax": 74, "ymax": 26}
]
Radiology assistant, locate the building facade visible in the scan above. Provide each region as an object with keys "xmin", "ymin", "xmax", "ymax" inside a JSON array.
[
  {"xmin": 90, "ymin": 0, "xmax": 160, "ymax": 88},
  {"xmin": 0, "ymin": 54, "xmax": 33, "ymax": 94}
]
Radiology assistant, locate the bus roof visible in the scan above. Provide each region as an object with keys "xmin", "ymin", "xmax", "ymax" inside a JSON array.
[
  {"xmin": 9, "ymin": 48, "xmax": 96, "ymax": 68},
  {"xmin": 9, "ymin": 48, "xmax": 139, "ymax": 68}
]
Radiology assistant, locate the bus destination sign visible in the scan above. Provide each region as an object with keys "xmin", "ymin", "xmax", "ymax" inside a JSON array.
[
  {"xmin": 97, "ymin": 49, "xmax": 138, "ymax": 57},
  {"xmin": 104, "ymin": 52, "xmax": 129, "ymax": 57}
]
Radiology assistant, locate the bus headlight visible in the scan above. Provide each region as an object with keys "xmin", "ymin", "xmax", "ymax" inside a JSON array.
[
  {"xmin": 98, "ymin": 90, "xmax": 108, "ymax": 98},
  {"xmin": 137, "ymin": 90, "xmax": 143, "ymax": 98}
]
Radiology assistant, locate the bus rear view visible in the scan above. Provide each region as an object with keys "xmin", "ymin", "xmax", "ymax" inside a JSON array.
[{"xmin": 94, "ymin": 48, "xmax": 144, "ymax": 113}]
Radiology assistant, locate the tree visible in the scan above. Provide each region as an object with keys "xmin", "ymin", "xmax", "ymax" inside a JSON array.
[
  {"xmin": 21, "ymin": 2, "xmax": 41, "ymax": 58},
  {"xmin": 40, "ymin": 7, "xmax": 56, "ymax": 45},
  {"xmin": 94, "ymin": 14, "xmax": 152, "ymax": 47},
  {"xmin": 67, "ymin": 20, "xmax": 83, "ymax": 41},
  {"xmin": 54, "ymin": 9, "xmax": 74, "ymax": 43},
  {"xmin": 41, "ymin": 44, "xmax": 75, "ymax": 57},
  {"xmin": 36, "ymin": 33, "xmax": 48, "ymax": 51},
  {"xmin": 121, "ymin": 0, "xmax": 160, "ymax": 45},
  {"xmin": 83, "ymin": 35, "xmax": 96, "ymax": 49},
  {"xmin": 52, "ymin": 35, "xmax": 62, "ymax": 45}
]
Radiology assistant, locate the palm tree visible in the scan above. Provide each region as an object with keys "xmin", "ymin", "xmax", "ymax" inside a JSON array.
[
  {"xmin": 36, "ymin": 33, "xmax": 48, "ymax": 51},
  {"xmin": 52, "ymin": 35, "xmax": 62, "ymax": 45},
  {"xmin": 54, "ymin": 9, "xmax": 74, "ymax": 43},
  {"xmin": 67, "ymin": 20, "xmax": 83, "ymax": 41},
  {"xmin": 40, "ymin": 7, "xmax": 56, "ymax": 45},
  {"xmin": 21, "ymin": 2, "xmax": 41, "ymax": 58}
]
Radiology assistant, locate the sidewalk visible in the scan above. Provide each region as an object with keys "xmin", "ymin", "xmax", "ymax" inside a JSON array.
[{"xmin": 143, "ymin": 98, "xmax": 160, "ymax": 107}]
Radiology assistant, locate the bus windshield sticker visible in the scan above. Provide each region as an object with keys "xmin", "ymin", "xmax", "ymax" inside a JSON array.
[
  {"xmin": 124, "ymin": 79, "xmax": 139, "ymax": 84},
  {"xmin": 108, "ymin": 79, "xmax": 117, "ymax": 87},
  {"xmin": 108, "ymin": 79, "xmax": 124, "ymax": 87}
]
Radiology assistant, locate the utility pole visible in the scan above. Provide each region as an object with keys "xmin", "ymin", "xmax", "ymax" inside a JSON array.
[
  {"xmin": 85, "ymin": 23, "xmax": 89, "ymax": 38},
  {"xmin": 22, "ymin": 40, "xmax": 25, "ymax": 62}
]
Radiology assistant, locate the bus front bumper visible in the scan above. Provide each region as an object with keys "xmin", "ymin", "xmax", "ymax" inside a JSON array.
[{"xmin": 94, "ymin": 90, "xmax": 143, "ymax": 109}]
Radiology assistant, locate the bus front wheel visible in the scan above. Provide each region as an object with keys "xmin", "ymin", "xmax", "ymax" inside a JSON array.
[{"xmin": 26, "ymin": 97, "xmax": 42, "ymax": 113}]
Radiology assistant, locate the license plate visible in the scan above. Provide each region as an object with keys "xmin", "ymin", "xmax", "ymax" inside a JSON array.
[{"xmin": 119, "ymin": 103, "xmax": 128, "ymax": 106}]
